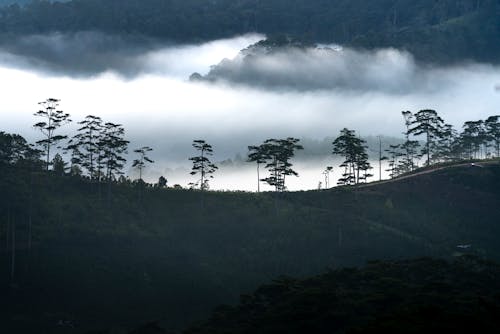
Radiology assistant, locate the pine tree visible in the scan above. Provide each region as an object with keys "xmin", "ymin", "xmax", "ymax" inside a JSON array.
[
  {"xmin": 66, "ymin": 115, "xmax": 103, "ymax": 180},
  {"xmin": 332, "ymin": 129, "xmax": 371, "ymax": 185},
  {"xmin": 407, "ymin": 109, "xmax": 444, "ymax": 166},
  {"xmin": 259, "ymin": 138, "xmax": 303, "ymax": 192},
  {"xmin": 247, "ymin": 144, "xmax": 267, "ymax": 193},
  {"xmin": 385, "ymin": 144, "xmax": 403, "ymax": 179},
  {"xmin": 33, "ymin": 98, "xmax": 71, "ymax": 171},
  {"xmin": 485, "ymin": 116, "xmax": 500, "ymax": 157},
  {"xmin": 189, "ymin": 140, "xmax": 218, "ymax": 191},
  {"xmin": 460, "ymin": 120, "xmax": 487, "ymax": 159},
  {"xmin": 400, "ymin": 111, "xmax": 420, "ymax": 172},
  {"xmin": 133, "ymin": 146, "xmax": 154, "ymax": 182},
  {"xmin": 100, "ymin": 122, "xmax": 128, "ymax": 181}
]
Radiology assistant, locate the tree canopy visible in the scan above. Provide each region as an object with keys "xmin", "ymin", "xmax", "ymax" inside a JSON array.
[{"xmin": 0, "ymin": 0, "xmax": 498, "ymax": 64}]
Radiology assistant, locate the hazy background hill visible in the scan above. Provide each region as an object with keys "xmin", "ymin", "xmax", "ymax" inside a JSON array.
[{"xmin": 0, "ymin": 0, "xmax": 498, "ymax": 63}]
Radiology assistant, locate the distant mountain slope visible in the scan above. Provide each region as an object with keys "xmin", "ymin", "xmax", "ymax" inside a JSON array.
[{"xmin": 0, "ymin": 0, "xmax": 498, "ymax": 63}]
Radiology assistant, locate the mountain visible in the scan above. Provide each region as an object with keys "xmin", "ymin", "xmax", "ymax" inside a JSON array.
[
  {"xmin": 185, "ymin": 257, "xmax": 500, "ymax": 334},
  {"xmin": 0, "ymin": 0, "xmax": 498, "ymax": 63},
  {"xmin": 1, "ymin": 161, "xmax": 500, "ymax": 332}
]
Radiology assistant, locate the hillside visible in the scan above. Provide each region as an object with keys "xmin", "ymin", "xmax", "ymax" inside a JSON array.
[
  {"xmin": 0, "ymin": 0, "xmax": 498, "ymax": 64},
  {"xmin": 185, "ymin": 257, "xmax": 500, "ymax": 334},
  {"xmin": 1, "ymin": 162, "xmax": 500, "ymax": 332}
]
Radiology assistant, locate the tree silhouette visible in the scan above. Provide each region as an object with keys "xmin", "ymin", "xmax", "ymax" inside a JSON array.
[
  {"xmin": 51, "ymin": 153, "xmax": 67, "ymax": 176},
  {"xmin": 400, "ymin": 111, "xmax": 420, "ymax": 172},
  {"xmin": 332, "ymin": 129, "xmax": 371, "ymax": 185},
  {"xmin": 322, "ymin": 166, "xmax": 333, "ymax": 189},
  {"xmin": 33, "ymin": 98, "xmax": 71, "ymax": 171},
  {"xmin": 0, "ymin": 132, "xmax": 40, "ymax": 166},
  {"xmin": 157, "ymin": 176, "xmax": 167, "ymax": 188},
  {"xmin": 259, "ymin": 138, "xmax": 303, "ymax": 192},
  {"xmin": 435, "ymin": 123, "xmax": 458, "ymax": 162},
  {"xmin": 247, "ymin": 144, "xmax": 267, "ymax": 193},
  {"xmin": 385, "ymin": 144, "xmax": 403, "ymax": 179},
  {"xmin": 485, "ymin": 115, "xmax": 500, "ymax": 157},
  {"xmin": 189, "ymin": 140, "xmax": 218, "ymax": 191},
  {"xmin": 100, "ymin": 122, "xmax": 129, "ymax": 181},
  {"xmin": 133, "ymin": 146, "xmax": 154, "ymax": 182},
  {"xmin": 66, "ymin": 115, "xmax": 103, "ymax": 180},
  {"xmin": 407, "ymin": 109, "xmax": 444, "ymax": 166}
]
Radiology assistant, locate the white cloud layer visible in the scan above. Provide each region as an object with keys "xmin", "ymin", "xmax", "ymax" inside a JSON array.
[{"xmin": 0, "ymin": 34, "xmax": 499, "ymax": 190}]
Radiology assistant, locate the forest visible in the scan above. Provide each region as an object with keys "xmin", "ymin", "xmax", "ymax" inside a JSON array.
[
  {"xmin": 0, "ymin": 0, "xmax": 498, "ymax": 63},
  {"xmin": 1, "ymin": 1, "xmax": 500, "ymax": 333},
  {"xmin": 2, "ymin": 97, "xmax": 500, "ymax": 190},
  {"xmin": 1, "ymin": 97, "xmax": 500, "ymax": 332}
]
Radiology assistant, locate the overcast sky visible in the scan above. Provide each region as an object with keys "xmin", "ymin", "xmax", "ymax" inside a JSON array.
[{"xmin": 0, "ymin": 33, "xmax": 499, "ymax": 190}]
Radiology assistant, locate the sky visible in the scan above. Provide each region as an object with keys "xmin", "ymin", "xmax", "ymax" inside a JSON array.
[{"xmin": 0, "ymin": 32, "xmax": 499, "ymax": 191}]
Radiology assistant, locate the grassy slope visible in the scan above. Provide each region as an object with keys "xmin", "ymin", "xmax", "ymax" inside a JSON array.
[{"xmin": 0, "ymin": 163, "xmax": 499, "ymax": 332}]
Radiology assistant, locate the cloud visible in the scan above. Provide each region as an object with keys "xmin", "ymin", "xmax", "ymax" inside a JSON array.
[
  {"xmin": 0, "ymin": 32, "xmax": 264, "ymax": 77},
  {"xmin": 199, "ymin": 44, "xmax": 498, "ymax": 95},
  {"xmin": 0, "ymin": 34, "xmax": 499, "ymax": 190}
]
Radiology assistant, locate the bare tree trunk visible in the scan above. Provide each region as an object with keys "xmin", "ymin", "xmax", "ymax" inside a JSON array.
[
  {"xmin": 426, "ymin": 131, "xmax": 431, "ymax": 166},
  {"xmin": 257, "ymin": 163, "xmax": 260, "ymax": 193}
]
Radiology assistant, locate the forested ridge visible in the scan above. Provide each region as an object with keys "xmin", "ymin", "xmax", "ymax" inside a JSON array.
[
  {"xmin": 186, "ymin": 257, "xmax": 500, "ymax": 334},
  {"xmin": 0, "ymin": 0, "xmax": 498, "ymax": 63},
  {"xmin": 2, "ymin": 154, "xmax": 500, "ymax": 332}
]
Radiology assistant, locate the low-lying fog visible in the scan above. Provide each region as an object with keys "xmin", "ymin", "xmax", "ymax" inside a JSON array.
[{"xmin": 0, "ymin": 33, "xmax": 499, "ymax": 191}]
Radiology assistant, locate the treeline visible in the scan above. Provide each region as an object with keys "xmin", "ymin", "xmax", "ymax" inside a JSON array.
[
  {"xmin": 0, "ymin": 0, "xmax": 498, "ymax": 63},
  {"xmin": 1, "ymin": 98, "xmax": 500, "ymax": 191},
  {"xmin": 383, "ymin": 110, "xmax": 500, "ymax": 179}
]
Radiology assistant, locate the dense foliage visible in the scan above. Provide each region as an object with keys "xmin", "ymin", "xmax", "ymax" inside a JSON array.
[
  {"xmin": 186, "ymin": 257, "xmax": 500, "ymax": 334},
  {"xmin": 1, "ymin": 151, "xmax": 500, "ymax": 332},
  {"xmin": 1, "ymin": 100, "xmax": 500, "ymax": 332},
  {"xmin": 0, "ymin": 0, "xmax": 498, "ymax": 63}
]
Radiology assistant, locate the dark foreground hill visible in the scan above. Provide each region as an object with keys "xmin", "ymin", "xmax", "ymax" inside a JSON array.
[
  {"xmin": 1, "ymin": 162, "xmax": 500, "ymax": 332},
  {"xmin": 185, "ymin": 257, "xmax": 500, "ymax": 334},
  {"xmin": 0, "ymin": 0, "xmax": 498, "ymax": 64}
]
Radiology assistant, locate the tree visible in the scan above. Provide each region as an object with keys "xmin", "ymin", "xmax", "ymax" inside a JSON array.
[
  {"xmin": 33, "ymin": 98, "xmax": 71, "ymax": 171},
  {"xmin": 189, "ymin": 140, "xmax": 218, "ymax": 191},
  {"xmin": 259, "ymin": 138, "xmax": 303, "ymax": 192},
  {"xmin": 247, "ymin": 144, "xmax": 267, "ymax": 193},
  {"xmin": 0, "ymin": 132, "xmax": 40, "ymax": 166},
  {"xmin": 157, "ymin": 176, "xmax": 167, "ymax": 188},
  {"xmin": 332, "ymin": 129, "xmax": 371, "ymax": 185},
  {"xmin": 51, "ymin": 153, "xmax": 67, "ymax": 176},
  {"xmin": 400, "ymin": 111, "xmax": 420, "ymax": 172},
  {"xmin": 460, "ymin": 120, "xmax": 487, "ymax": 159},
  {"xmin": 385, "ymin": 144, "xmax": 403, "ymax": 179},
  {"xmin": 322, "ymin": 166, "xmax": 333, "ymax": 189},
  {"xmin": 67, "ymin": 115, "xmax": 103, "ymax": 180},
  {"xmin": 407, "ymin": 109, "xmax": 444, "ymax": 166},
  {"xmin": 435, "ymin": 123, "xmax": 458, "ymax": 162},
  {"xmin": 133, "ymin": 146, "xmax": 154, "ymax": 182},
  {"xmin": 100, "ymin": 122, "xmax": 129, "ymax": 181},
  {"xmin": 485, "ymin": 115, "xmax": 500, "ymax": 157}
]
